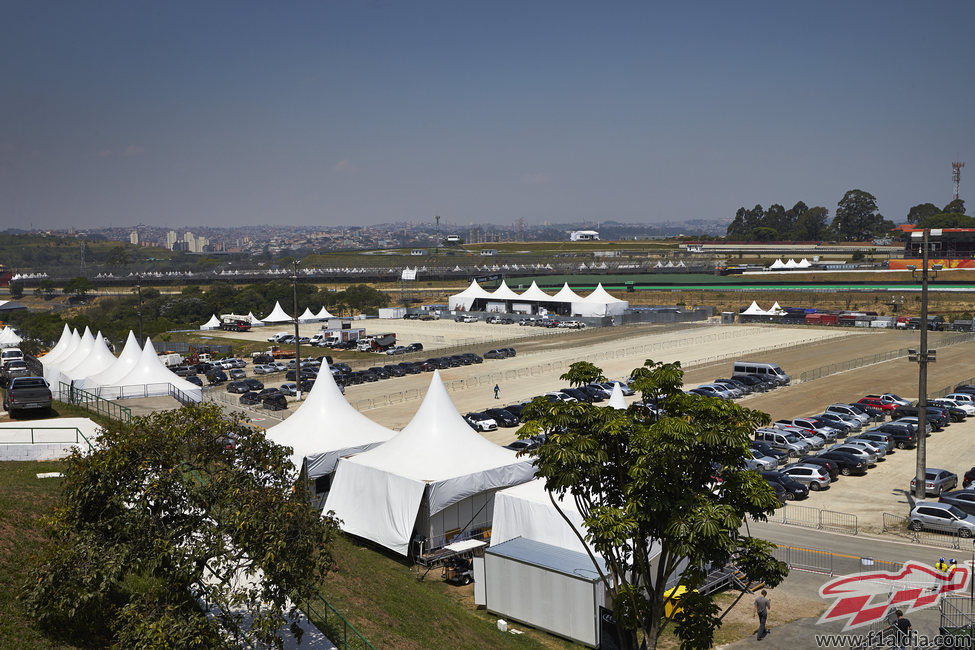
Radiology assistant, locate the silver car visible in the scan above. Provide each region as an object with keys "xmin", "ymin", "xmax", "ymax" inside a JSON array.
[
  {"xmin": 829, "ymin": 443, "xmax": 879, "ymax": 465},
  {"xmin": 840, "ymin": 438, "xmax": 887, "ymax": 460},
  {"xmin": 784, "ymin": 427, "xmax": 825, "ymax": 450},
  {"xmin": 908, "ymin": 502, "xmax": 975, "ymax": 537},
  {"xmin": 893, "ymin": 417, "xmax": 933, "ymax": 435},
  {"xmin": 782, "ymin": 463, "xmax": 831, "ymax": 491},
  {"xmin": 746, "ymin": 449, "xmax": 778, "ymax": 470},
  {"xmin": 911, "ymin": 468, "xmax": 958, "ymax": 496},
  {"xmin": 849, "ymin": 432, "xmax": 895, "ymax": 453}
]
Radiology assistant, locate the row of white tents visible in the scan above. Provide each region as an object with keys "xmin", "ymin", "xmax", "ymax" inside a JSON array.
[
  {"xmin": 40, "ymin": 325, "xmax": 203, "ymax": 402},
  {"xmin": 266, "ymin": 362, "xmax": 628, "ymax": 557},
  {"xmin": 200, "ymin": 302, "xmax": 337, "ymax": 330},
  {"xmin": 0, "ymin": 326, "xmax": 23, "ymax": 349},
  {"xmin": 740, "ymin": 301, "xmax": 788, "ymax": 316},
  {"xmin": 449, "ymin": 280, "xmax": 629, "ymax": 318},
  {"xmin": 768, "ymin": 258, "xmax": 813, "ymax": 269}
]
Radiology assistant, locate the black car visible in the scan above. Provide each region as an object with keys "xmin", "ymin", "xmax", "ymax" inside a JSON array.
[
  {"xmin": 501, "ymin": 347, "xmax": 516, "ymax": 357},
  {"xmin": 748, "ymin": 374, "xmax": 779, "ymax": 389},
  {"xmin": 485, "ymin": 408, "xmax": 519, "ymax": 427},
  {"xmin": 817, "ymin": 450, "xmax": 868, "ymax": 476},
  {"xmin": 332, "ymin": 362, "xmax": 352, "ymax": 374},
  {"xmin": 185, "ymin": 376, "xmax": 203, "ymax": 387},
  {"xmin": 866, "ymin": 423, "xmax": 916, "ymax": 449},
  {"xmin": 398, "ymin": 362, "xmax": 422, "ymax": 374},
  {"xmin": 795, "ymin": 456, "xmax": 840, "ymax": 482},
  {"xmin": 406, "ymin": 343, "xmax": 423, "ymax": 352},
  {"xmin": 930, "ymin": 400, "xmax": 968, "ymax": 422},
  {"xmin": 385, "ymin": 365, "xmax": 406, "ymax": 377},
  {"xmin": 243, "ymin": 378, "xmax": 264, "ymax": 391},
  {"xmin": 965, "ymin": 467, "xmax": 975, "ymax": 489},
  {"xmin": 892, "ymin": 405, "xmax": 949, "ymax": 430},
  {"xmin": 734, "ymin": 375, "xmax": 768, "ymax": 392},
  {"xmin": 239, "ymin": 391, "xmax": 261, "ymax": 405},
  {"xmin": 444, "ymin": 356, "xmax": 463, "ymax": 368},
  {"xmin": 262, "ymin": 393, "xmax": 288, "ymax": 411},
  {"xmin": 504, "ymin": 402, "xmax": 529, "ymax": 420},
  {"xmin": 252, "ymin": 353, "xmax": 273, "ymax": 365},
  {"xmin": 504, "ymin": 439, "xmax": 539, "ymax": 453},
  {"xmin": 938, "ymin": 490, "xmax": 975, "ymax": 516},
  {"xmin": 750, "ymin": 441, "xmax": 789, "ymax": 464},
  {"xmin": 359, "ymin": 370, "xmax": 380, "ymax": 382},
  {"xmin": 206, "ymin": 370, "xmax": 228, "ymax": 385},
  {"xmin": 461, "ymin": 353, "xmax": 483, "ymax": 364},
  {"xmin": 560, "ymin": 387, "xmax": 592, "ymax": 403},
  {"xmin": 368, "ymin": 366, "xmax": 390, "ymax": 379},
  {"xmin": 285, "ymin": 369, "xmax": 316, "ymax": 382},
  {"xmin": 761, "ymin": 471, "xmax": 809, "ymax": 500},
  {"xmin": 257, "ymin": 388, "xmax": 283, "ymax": 399},
  {"xmin": 226, "ymin": 381, "xmax": 250, "ymax": 394},
  {"xmin": 578, "ymin": 385, "xmax": 607, "ymax": 402},
  {"xmin": 484, "ymin": 349, "xmax": 507, "ymax": 359},
  {"xmin": 173, "ymin": 365, "xmax": 197, "ymax": 377},
  {"xmin": 451, "ymin": 355, "xmax": 473, "ymax": 366},
  {"xmin": 770, "ymin": 481, "xmax": 788, "ymax": 506}
]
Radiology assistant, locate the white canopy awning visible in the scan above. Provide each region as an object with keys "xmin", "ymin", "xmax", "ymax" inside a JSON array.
[
  {"xmin": 769, "ymin": 259, "xmax": 786, "ymax": 269},
  {"xmin": 517, "ymin": 281, "xmax": 554, "ymax": 302},
  {"xmin": 200, "ymin": 314, "xmax": 220, "ymax": 330},
  {"xmin": 323, "ymin": 371, "xmax": 535, "ymax": 555},
  {"xmin": 489, "ymin": 280, "xmax": 522, "ymax": 301},
  {"xmin": 93, "ymin": 336, "xmax": 203, "ymax": 402},
  {"xmin": 448, "ymin": 280, "xmax": 494, "ymax": 311},
  {"xmin": 314, "ymin": 306, "xmax": 335, "ymax": 320},
  {"xmin": 247, "ymin": 312, "xmax": 265, "ymax": 326},
  {"xmin": 297, "ymin": 307, "xmax": 318, "ymax": 323},
  {"xmin": 263, "ymin": 301, "xmax": 293, "ymax": 323},
  {"xmin": 551, "ymin": 282, "xmax": 585, "ymax": 303},
  {"xmin": 61, "ymin": 332, "xmax": 117, "ymax": 383},
  {"xmin": 741, "ymin": 301, "xmax": 768, "ymax": 315},
  {"xmin": 79, "ymin": 331, "xmax": 142, "ymax": 391},
  {"xmin": 41, "ymin": 325, "xmax": 73, "ymax": 367}
]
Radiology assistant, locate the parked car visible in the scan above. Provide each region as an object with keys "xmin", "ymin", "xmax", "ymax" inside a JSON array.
[
  {"xmin": 933, "ymin": 398, "xmax": 975, "ymax": 416},
  {"xmin": 840, "ymin": 437, "xmax": 888, "ymax": 459},
  {"xmin": 750, "ymin": 441, "xmax": 789, "ymax": 464},
  {"xmin": 910, "ymin": 468, "xmax": 958, "ymax": 496},
  {"xmin": 226, "ymin": 381, "xmax": 249, "ymax": 394},
  {"xmin": 385, "ymin": 365, "xmax": 406, "ymax": 378},
  {"xmin": 734, "ymin": 375, "xmax": 769, "ymax": 392},
  {"xmin": 828, "ymin": 444, "xmax": 879, "ymax": 466},
  {"xmin": 781, "ymin": 464, "xmax": 831, "ymax": 491},
  {"xmin": 816, "ymin": 450, "xmax": 868, "ymax": 476},
  {"xmin": 928, "ymin": 399, "xmax": 968, "ymax": 422},
  {"xmin": 464, "ymin": 412, "xmax": 498, "ymax": 432},
  {"xmin": 826, "ymin": 404, "xmax": 871, "ymax": 425},
  {"xmin": 938, "ymin": 490, "xmax": 975, "ymax": 516},
  {"xmin": 794, "ymin": 456, "xmax": 840, "ymax": 482},
  {"xmin": 206, "ymin": 370, "xmax": 228, "ymax": 385},
  {"xmin": 694, "ymin": 384, "xmax": 736, "ymax": 400},
  {"xmin": 578, "ymin": 385, "xmax": 607, "ymax": 402},
  {"xmin": 892, "ymin": 417, "xmax": 933, "ymax": 436},
  {"xmin": 849, "ymin": 432, "xmax": 895, "ymax": 454},
  {"xmin": 185, "ymin": 376, "xmax": 203, "ymax": 387},
  {"xmin": 964, "ymin": 467, "xmax": 975, "ymax": 489},
  {"xmin": 279, "ymin": 383, "xmax": 298, "ymax": 396},
  {"xmin": 865, "ymin": 393, "xmax": 912, "ymax": 407},
  {"xmin": 243, "ymin": 378, "xmax": 264, "ymax": 391},
  {"xmin": 239, "ymin": 391, "xmax": 261, "ymax": 405},
  {"xmin": 761, "ymin": 471, "xmax": 809, "ymax": 500},
  {"xmin": 484, "ymin": 349, "xmax": 508, "ymax": 359},
  {"xmin": 754, "ymin": 428, "xmax": 810, "ymax": 457},
  {"xmin": 544, "ymin": 392, "xmax": 577, "ymax": 403},
  {"xmin": 856, "ymin": 396, "xmax": 898, "ymax": 413},
  {"xmin": 908, "ymin": 501, "xmax": 975, "ymax": 537},
  {"xmin": 865, "ymin": 423, "xmax": 916, "ymax": 449},
  {"xmin": 945, "ymin": 393, "xmax": 975, "ymax": 408},
  {"xmin": 745, "ymin": 448, "xmax": 779, "ymax": 471},
  {"xmin": 262, "ymin": 393, "xmax": 288, "ymax": 411},
  {"xmin": 560, "ymin": 388, "xmax": 592, "ymax": 403},
  {"xmin": 601, "ymin": 381, "xmax": 635, "ymax": 396},
  {"xmin": 816, "ymin": 412, "xmax": 862, "ymax": 433},
  {"xmin": 485, "ymin": 408, "xmax": 520, "ymax": 427},
  {"xmin": 504, "ymin": 439, "xmax": 539, "ymax": 452}
]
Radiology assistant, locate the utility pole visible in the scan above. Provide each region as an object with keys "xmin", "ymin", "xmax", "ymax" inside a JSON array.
[
  {"xmin": 136, "ymin": 276, "xmax": 144, "ymax": 345},
  {"xmin": 435, "ymin": 215, "xmax": 441, "ymax": 255},
  {"xmin": 909, "ymin": 229, "xmax": 939, "ymax": 500},
  {"xmin": 292, "ymin": 259, "xmax": 302, "ymax": 400}
]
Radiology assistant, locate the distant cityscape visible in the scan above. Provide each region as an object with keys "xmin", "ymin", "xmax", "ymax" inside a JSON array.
[{"xmin": 3, "ymin": 219, "xmax": 731, "ymax": 255}]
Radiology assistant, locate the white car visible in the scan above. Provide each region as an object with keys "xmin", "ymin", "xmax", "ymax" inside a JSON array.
[
  {"xmin": 545, "ymin": 392, "xmax": 577, "ymax": 403},
  {"xmin": 464, "ymin": 412, "xmax": 498, "ymax": 432},
  {"xmin": 782, "ymin": 463, "xmax": 831, "ymax": 491},
  {"xmin": 946, "ymin": 393, "xmax": 975, "ymax": 408},
  {"xmin": 935, "ymin": 398, "xmax": 975, "ymax": 416}
]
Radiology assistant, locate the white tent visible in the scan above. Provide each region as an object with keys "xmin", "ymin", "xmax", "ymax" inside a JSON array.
[
  {"xmin": 572, "ymin": 283, "xmax": 629, "ymax": 318},
  {"xmin": 95, "ymin": 336, "xmax": 203, "ymax": 402},
  {"xmin": 48, "ymin": 327, "xmax": 94, "ymax": 386},
  {"xmin": 200, "ymin": 314, "xmax": 221, "ymax": 330},
  {"xmin": 314, "ymin": 306, "xmax": 335, "ymax": 320},
  {"xmin": 297, "ymin": 307, "xmax": 318, "ymax": 323},
  {"xmin": 551, "ymin": 282, "xmax": 585, "ymax": 303},
  {"xmin": 517, "ymin": 281, "xmax": 554, "ymax": 302},
  {"xmin": 768, "ymin": 302, "xmax": 787, "ymax": 316},
  {"xmin": 40, "ymin": 325, "xmax": 73, "ymax": 367},
  {"xmin": 784, "ymin": 259, "xmax": 799, "ymax": 269},
  {"xmin": 769, "ymin": 259, "xmax": 786, "ymax": 269},
  {"xmin": 262, "ymin": 301, "xmax": 293, "ymax": 323},
  {"xmin": 324, "ymin": 371, "xmax": 536, "ymax": 556},
  {"xmin": 0, "ymin": 326, "xmax": 23, "ymax": 348},
  {"xmin": 60, "ymin": 332, "xmax": 117, "ymax": 384},
  {"xmin": 608, "ymin": 383, "xmax": 628, "ymax": 410},
  {"xmin": 741, "ymin": 301, "xmax": 767, "ymax": 315},
  {"xmin": 447, "ymin": 280, "xmax": 493, "ymax": 311},
  {"xmin": 79, "ymin": 331, "xmax": 142, "ymax": 392},
  {"xmin": 489, "ymin": 280, "xmax": 522, "ymax": 301},
  {"xmin": 797, "ymin": 258, "xmax": 812, "ymax": 268},
  {"xmin": 491, "ymin": 479, "xmax": 592, "ymax": 555},
  {"xmin": 44, "ymin": 329, "xmax": 81, "ymax": 384},
  {"xmin": 265, "ymin": 368, "xmax": 396, "ymax": 481},
  {"xmin": 247, "ymin": 312, "xmax": 265, "ymax": 327}
]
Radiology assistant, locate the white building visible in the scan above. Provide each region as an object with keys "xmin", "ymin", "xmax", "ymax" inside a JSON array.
[
  {"xmin": 569, "ymin": 230, "xmax": 600, "ymax": 241},
  {"xmin": 129, "ymin": 230, "xmax": 139, "ymax": 245}
]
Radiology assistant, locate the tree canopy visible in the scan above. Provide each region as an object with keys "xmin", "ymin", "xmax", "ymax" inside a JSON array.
[
  {"xmin": 518, "ymin": 360, "xmax": 787, "ymax": 649},
  {"xmin": 725, "ymin": 201, "xmax": 830, "ymax": 241},
  {"xmin": 914, "ymin": 199, "xmax": 972, "ymax": 229},
  {"xmin": 828, "ymin": 189, "xmax": 894, "ymax": 241},
  {"xmin": 23, "ymin": 404, "xmax": 338, "ymax": 648}
]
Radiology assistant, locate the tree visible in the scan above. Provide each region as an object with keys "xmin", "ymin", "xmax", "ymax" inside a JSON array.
[
  {"xmin": 943, "ymin": 198, "xmax": 967, "ymax": 215},
  {"xmin": 331, "ymin": 284, "xmax": 389, "ymax": 315},
  {"xmin": 518, "ymin": 360, "xmax": 787, "ymax": 650},
  {"xmin": 9, "ymin": 281, "xmax": 23, "ymax": 299},
  {"xmin": 62, "ymin": 277, "xmax": 94, "ymax": 299},
  {"xmin": 23, "ymin": 404, "xmax": 338, "ymax": 648},
  {"xmin": 792, "ymin": 206, "xmax": 829, "ymax": 240},
  {"xmin": 829, "ymin": 189, "xmax": 893, "ymax": 241},
  {"xmin": 105, "ymin": 245, "xmax": 130, "ymax": 268},
  {"xmin": 36, "ymin": 279, "xmax": 56, "ymax": 299},
  {"xmin": 907, "ymin": 202, "xmax": 939, "ymax": 225},
  {"xmin": 560, "ymin": 361, "xmax": 606, "ymax": 387}
]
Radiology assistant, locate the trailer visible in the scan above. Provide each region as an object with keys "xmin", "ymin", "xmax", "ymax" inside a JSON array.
[
  {"xmin": 317, "ymin": 327, "xmax": 366, "ymax": 347},
  {"xmin": 158, "ymin": 353, "xmax": 184, "ymax": 368},
  {"xmin": 356, "ymin": 333, "xmax": 396, "ymax": 352}
]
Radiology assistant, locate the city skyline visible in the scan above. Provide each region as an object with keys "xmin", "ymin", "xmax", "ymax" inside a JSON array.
[{"xmin": 2, "ymin": 1, "xmax": 973, "ymax": 230}]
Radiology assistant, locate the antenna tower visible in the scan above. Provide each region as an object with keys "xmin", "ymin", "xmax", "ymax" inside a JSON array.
[{"xmin": 953, "ymin": 161, "xmax": 965, "ymax": 201}]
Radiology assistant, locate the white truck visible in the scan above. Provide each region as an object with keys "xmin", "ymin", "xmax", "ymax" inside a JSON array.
[
  {"xmin": 158, "ymin": 353, "xmax": 184, "ymax": 368},
  {"xmin": 317, "ymin": 328, "xmax": 366, "ymax": 347},
  {"xmin": 0, "ymin": 348, "xmax": 24, "ymax": 370}
]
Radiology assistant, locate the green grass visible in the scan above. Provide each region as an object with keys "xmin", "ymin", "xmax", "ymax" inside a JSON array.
[
  {"xmin": 0, "ymin": 460, "xmax": 77, "ymax": 649},
  {"xmin": 318, "ymin": 534, "xmax": 579, "ymax": 649}
]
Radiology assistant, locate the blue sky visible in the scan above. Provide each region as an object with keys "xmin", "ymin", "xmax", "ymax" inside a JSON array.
[{"xmin": 2, "ymin": 1, "xmax": 973, "ymax": 229}]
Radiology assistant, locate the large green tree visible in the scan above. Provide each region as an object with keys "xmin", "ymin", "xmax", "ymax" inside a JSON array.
[
  {"xmin": 828, "ymin": 189, "xmax": 894, "ymax": 241},
  {"xmin": 518, "ymin": 360, "xmax": 787, "ymax": 650},
  {"xmin": 23, "ymin": 404, "xmax": 338, "ymax": 648},
  {"xmin": 906, "ymin": 202, "xmax": 940, "ymax": 225},
  {"xmin": 793, "ymin": 206, "xmax": 830, "ymax": 240}
]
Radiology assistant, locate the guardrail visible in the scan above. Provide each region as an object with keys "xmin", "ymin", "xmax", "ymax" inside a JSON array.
[
  {"xmin": 302, "ymin": 594, "xmax": 375, "ymax": 650},
  {"xmin": 0, "ymin": 426, "xmax": 94, "ymax": 451},
  {"xmin": 771, "ymin": 543, "xmax": 902, "ymax": 578},
  {"xmin": 57, "ymin": 382, "xmax": 133, "ymax": 423},
  {"xmin": 881, "ymin": 510, "xmax": 970, "ymax": 549},
  {"xmin": 201, "ymin": 388, "xmax": 286, "ymax": 423},
  {"xmin": 767, "ymin": 504, "xmax": 858, "ymax": 535},
  {"xmin": 168, "ymin": 384, "xmax": 199, "ymax": 406}
]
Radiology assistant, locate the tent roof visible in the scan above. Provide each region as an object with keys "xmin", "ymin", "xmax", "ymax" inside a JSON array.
[
  {"xmin": 47, "ymin": 329, "xmax": 81, "ymax": 370},
  {"xmin": 585, "ymin": 283, "xmax": 627, "ymax": 304},
  {"xmin": 784, "ymin": 259, "xmax": 799, "ymax": 268},
  {"xmin": 0, "ymin": 327, "xmax": 23, "ymax": 346},
  {"xmin": 110, "ymin": 336, "xmax": 203, "ymax": 396},
  {"xmin": 56, "ymin": 327, "xmax": 94, "ymax": 372},
  {"xmin": 517, "ymin": 281, "xmax": 554, "ymax": 302},
  {"xmin": 41, "ymin": 324, "xmax": 73, "ymax": 366},
  {"xmin": 200, "ymin": 314, "xmax": 220, "ymax": 329},
  {"xmin": 263, "ymin": 301, "xmax": 293, "ymax": 323},
  {"xmin": 314, "ymin": 306, "xmax": 335, "ymax": 320},
  {"xmin": 769, "ymin": 259, "xmax": 786, "ymax": 269},
  {"xmin": 79, "ymin": 331, "xmax": 143, "ymax": 388},
  {"xmin": 297, "ymin": 307, "xmax": 318, "ymax": 322},
  {"xmin": 797, "ymin": 258, "xmax": 812, "ymax": 268},
  {"xmin": 768, "ymin": 301, "xmax": 787, "ymax": 315},
  {"xmin": 489, "ymin": 280, "xmax": 521, "ymax": 301},
  {"xmin": 265, "ymin": 369, "xmax": 396, "ymax": 478},
  {"xmin": 61, "ymin": 332, "xmax": 117, "ymax": 382},
  {"xmin": 741, "ymin": 301, "xmax": 767, "ymax": 315},
  {"xmin": 608, "ymin": 382, "xmax": 627, "ymax": 409},
  {"xmin": 247, "ymin": 312, "xmax": 264, "ymax": 325},
  {"xmin": 451, "ymin": 280, "xmax": 493, "ymax": 300},
  {"xmin": 551, "ymin": 282, "xmax": 585, "ymax": 303}
]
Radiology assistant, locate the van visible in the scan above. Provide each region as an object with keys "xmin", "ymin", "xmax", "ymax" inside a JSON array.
[
  {"xmin": 754, "ymin": 428, "xmax": 810, "ymax": 457},
  {"xmin": 0, "ymin": 348, "xmax": 24, "ymax": 369},
  {"xmin": 732, "ymin": 361, "xmax": 790, "ymax": 385}
]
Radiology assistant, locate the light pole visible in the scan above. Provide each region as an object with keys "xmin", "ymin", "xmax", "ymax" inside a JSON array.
[
  {"xmin": 907, "ymin": 229, "xmax": 941, "ymax": 501},
  {"xmin": 136, "ymin": 275, "xmax": 144, "ymax": 346},
  {"xmin": 292, "ymin": 259, "xmax": 302, "ymax": 400}
]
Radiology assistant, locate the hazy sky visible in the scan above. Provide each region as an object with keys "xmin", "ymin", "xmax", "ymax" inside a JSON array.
[{"xmin": 2, "ymin": 1, "xmax": 973, "ymax": 230}]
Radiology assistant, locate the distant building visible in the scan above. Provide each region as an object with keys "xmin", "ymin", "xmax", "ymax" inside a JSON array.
[
  {"xmin": 570, "ymin": 230, "xmax": 600, "ymax": 241},
  {"xmin": 166, "ymin": 230, "xmax": 178, "ymax": 249},
  {"xmin": 129, "ymin": 230, "xmax": 139, "ymax": 245}
]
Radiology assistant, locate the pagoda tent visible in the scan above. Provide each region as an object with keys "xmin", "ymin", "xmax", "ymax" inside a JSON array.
[
  {"xmin": 200, "ymin": 314, "xmax": 221, "ymax": 330},
  {"xmin": 297, "ymin": 308, "xmax": 318, "ymax": 323},
  {"xmin": 447, "ymin": 280, "xmax": 493, "ymax": 311},
  {"xmin": 79, "ymin": 332, "xmax": 143, "ymax": 393},
  {"xmin": 60, "ymin": 332, "xmax": 117, "ymax": 384},
  {"xmin": 784, "ymin": 259, "xmax": 799, "ymax": 269},
  {"xmin": 324, "ymin": 371, "xmax": 535, "ymax": 556},
  {"xmin": 247, "ymin": 312, "xmax": 265, "ymax": 327},
  {"xmin": 768, "ymin": 302, "xmax": 788, "ymax": 316},
  {"xmin": 741, "ymin": 301, "xmax": 767, "ymax": 315},
  {"xmin": 314, "ymin": 306, "xmax": 335, "ymax": 320},
  {"xmin": 47, "ymin": 327, "xmax": 93, "ymax": 387},
  {"xmin": 262, "ymin": 301, "xmax": 293, "ymax": 324},
  {"xmin": 488, "ymin": 280, "xmax": 521, "ymax": 301},
  {"xmin": 0, "ymin": 326, "xmax": 23, "ymax": 348},
  {"xmin": 572, "ymin": 283, "xmax": 629, "ymax": 318},
  {"xmin": 797, "ymin": 258, "xmax": 812, "ymax": 268},
  {"xmin": 265, "ymin": 368, "xmax": 396, "ymax": 485},
  {"xmin": 40, "ymin": 325, "xmax": 73, "ymax": 367},
  {"xmin": 517, "ymin": 281, "xmax": 554, "ymax": 302},
  {"xmin": 43, "ymin": 329, "xmax": 81, "ymax": 384},
  {"xmin": 551, "ymin": 282, "xmax": 585, "ymax": 304},
  {"xmin": 608, "ymin": 382, "xmax": 628, "ymax": 410},
  {"xmin": 97, "ymin": 337, "xmax": 203, "ymax": 402},
  {"xmin": 769, "ymin": 259, "xmax": 786, "ymax": 269}
]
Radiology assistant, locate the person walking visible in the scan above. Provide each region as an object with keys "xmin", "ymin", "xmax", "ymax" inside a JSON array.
[
  {"xmin": 494, "ymin": 384, "xmax": 500, "ymax": 399},
  {"xmin": 754, "ymin": 589, "xmax": 771, "ymax": 640},
  {"xmin": 891, "ymin": 609, "xmax": 912, "ymax": 650}
]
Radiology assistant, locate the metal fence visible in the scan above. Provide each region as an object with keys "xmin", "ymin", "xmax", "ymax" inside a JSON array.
[
  {"xmin": 202, "ymin": 387, "xmax": 286, "ymax": 423},
  {"xmin": 57, "ymin": 382, "xmax": 133, "ymax": 423},
  {"xmin": 771, "ymin": 544, "xmax": 903, "ymax": 578},
  {"xmin": 302, "ymin": 595, "xmax": 375, "ymax": 650},
  {"xmin": 149, "ymin": 340, "xmax": 233, "ymax": 355},
  {"xmin": 881, "ymin": 511, "xmax": 970, "ymax": 549},
  {"xmin": 0, "ymin": 425, "xmax": 94, "ymax": 451},
  {"xmin": 941, "ymin": 596, "xmax": 975, "ymax": 639},
  {"xmin": 767, "ymin": 504, "xmax": 859, "ymax": 535}
]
